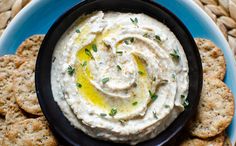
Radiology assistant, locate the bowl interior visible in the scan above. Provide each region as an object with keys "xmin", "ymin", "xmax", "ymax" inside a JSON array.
[{"xmin": 35, "ymin": 0, "xmax": 202, "ymax": 145}]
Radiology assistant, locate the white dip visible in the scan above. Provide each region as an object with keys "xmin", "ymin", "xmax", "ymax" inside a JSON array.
[{"xmin": 51, "ymin": 11, "xmax": 189, "ymax": 145}]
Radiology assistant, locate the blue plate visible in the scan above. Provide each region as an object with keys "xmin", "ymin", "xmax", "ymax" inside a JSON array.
[{"xmin": 0, "ymin": 0, "xmax": 235, "ymax": 144}]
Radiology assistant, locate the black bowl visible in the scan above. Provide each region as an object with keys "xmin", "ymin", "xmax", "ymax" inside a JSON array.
[{"xmin": 35, "ymin": 0, "xmax": 202, "ymax": 145}]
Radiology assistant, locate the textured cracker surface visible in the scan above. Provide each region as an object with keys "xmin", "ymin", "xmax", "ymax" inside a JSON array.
[
  {"xmin": 0, "ymin": 55, "xmax": 24, "ymax": 116},
  {"xmin": 5, "ymin": 103, "xmax": 27, "ymax": 125},
  {"xmin": 14, "ymin": 60, "xmax": 42, "ymax": 116},
  {"xmin": 179, "ymin": 133, "xmax": 225, "ymax": 146},
  {"xmin": 223, "ymin": 135, "xmax": 232, "ymax": 146},
  {"xmin": 16, "ymin": 35, "xmax": 44, "ymax": 59},
  {"xmin": 188, "ymin": 78, "xmax": 235, "ymax": 138},
  {"xmin": 195, "ymin": 38, "xmax": 226, "ymax": 80},
  {"xmin": 2, "ymin": 117, "xmax": 57, "ymax": 146}
]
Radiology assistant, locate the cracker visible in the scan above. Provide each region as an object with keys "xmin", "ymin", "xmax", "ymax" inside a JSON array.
[
  {"xmin": 188, "ymin": 78, "xmax": 234, "ymax": 138},
  {"xmin": 0, "ymin": 55, "xmax": 24, "ymax": 115},
  {"xmin": 5, "ymin": 103, "xmax": 27, "ymax": 125},
  {"xmin": 2, "ymin": 117, "xmax": 57, "ymax": 146},
  {"xmin": 14, "ymin": 60, "xmax": 42, "ymax": 116},
  {"xmin": 0, "ymin": 116, "xmax": 6, "ymax": 145},
  {"xmin": 195, "ymin": 38, "xmax": 226, "ymax": 80},
  {"xmin": 223, "ymin": 135, "xmax": 232, "ymax": 146},
  {"xmin": 179, "ymin": 133, "xmax": 225, "ymax": 146},
  {"xmin": 16, "ymin": 35, "xmax": 44, "ymax": 59}
]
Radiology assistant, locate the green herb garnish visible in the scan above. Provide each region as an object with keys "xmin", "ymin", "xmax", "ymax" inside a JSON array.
[
  {"xmin": 132, "ymin": 101, "xmax": 138, "ymax": 106},
  {"xmin": 130, "ymin": 17, "xmax": 138, "ymax": 26},
  {"xmin": 76, "ymin": 28, "xmax": 80, "ymax": 33},
  {"xmin": 119, "ymin": 119, "xmax": 126, "ymax": 125},
  {"xmin": 153, "ymin": 77, "xmax": 156, "ymax": 81},
  {"xmin": 102, "ymin": 77, "xmax": 110, "ymax": 84},
  {"xmin": 172, "ymin": 74, "xmax": 176, "ymax": 80},
  {"xmin": 117, "ymin": 65, "xmax": 122, "ymax": 71},
  {"xmin": 170, "ymin": 49, "xmax": 180, "ymax": 61},
  {"xmin": 138, "ymin": 71, "xmax": 144, "ymax": 75},
  {"xmin": 109, "ymin": 108, "xmax": 117, "ymax": 117},
  {"xmin": 124, "ymin": 40, "xmax": 129, "ymax": 45},
  {"xmin": 124, "ymin": 37, "xmax": 134, "ymax": 45},
  {"xmin": 149, "ymin": 90, "xmax": 158, "ymax": 101},
  {"xmin": 81, "ymin": 61, "xmax": 87, "ymax": 67},
  {"xmin": 155, "ymin": 35, "xmax": 161, "ymax": 43},
  {"xmin": 85, "ymin": 48, "xmax": 94, "ymax": 59},
  {"xmin": 116, "ymin": 51, "xmax": 123, "ymax": 55},
  {"xmin": 76, "ymin": 83, "xmax": 82, "ymax": 88},
  {"xmin": 100, "ymin": 113, "xmax": 107, "ymax": 117},
  {"xmin": 181, "ymin": 95, "xmax": 185, "ymax": 99},
  {"xmin": 164, "ymin": 105, "xmax": 170, "ymax": 108},
  {"xmin": 92, "ymin": 44, "xmax": 97, "ymax": 52},
  {"xmin": 143, "ymin": 33, "xmax": 149, "ymax": 38},
  {"xmin": 153, "ymin": 111, "xmax": 158, "ymax": 119},
  {"xmin": 67, "ymin": 65, "xmax": 75, "ymax": 76}
]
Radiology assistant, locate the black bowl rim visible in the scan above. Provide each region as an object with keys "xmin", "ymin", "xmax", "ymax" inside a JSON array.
[{"xmin": 35, "ymin": 0, "xmax": 203, "ymax": 145}]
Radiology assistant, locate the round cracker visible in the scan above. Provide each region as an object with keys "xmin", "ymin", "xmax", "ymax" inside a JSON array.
[
  {"xmin": 0, "ymin": 116, "xmax": 6, "ymax": 144},
  {"xmin": 2, "ymin": 117, "xmax": 57, "ymax": 146},
  {"xmin": 0, "ymin": 55, "xmax": 24, "ymax": 115},
  {"xmin": 195, "ymin": 38, "xmax": 226, "ymax": 80},
  {"xmin": 14, "ymin": 60, "xmax": 42, "ymax": 116},
  {"xmin": 188, "ymin": 78, "xmax": 234, "ymax": 138},
  {"xmin": 16, "ymin": 35, "xmax": 44, "ymax": 59},
  {"xmin": 223, "ymin": 135, "xmax": 232, "ymax": 146},
  {"xmin": 5, "ymin": 103, "xmax": 27, "ymax": 125},
  {"xmin": 179, "ymin": 133, "xmax": 225, "ymax": 146}
]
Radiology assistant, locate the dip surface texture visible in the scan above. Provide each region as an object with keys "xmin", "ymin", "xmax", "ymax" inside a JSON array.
[{"xmin": 51, "ymin": 11, "xmax": 189, "ymax": 145}]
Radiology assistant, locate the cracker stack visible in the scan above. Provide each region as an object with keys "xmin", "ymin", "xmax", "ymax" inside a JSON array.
[
  {"xmin": 0, "ymin": 35, "xmax": 57, "ymax": 146},
  {"xmin": 177, "ymin": 38, "xmax": 235, "ymax": 146}
]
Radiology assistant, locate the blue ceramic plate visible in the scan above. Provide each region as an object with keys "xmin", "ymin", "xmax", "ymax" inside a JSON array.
[{"xmin": 0, "ymin": 0, "xmax": 235, "ymax": 144}]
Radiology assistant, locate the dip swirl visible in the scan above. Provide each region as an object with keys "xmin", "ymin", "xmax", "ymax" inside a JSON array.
[{"xmin": 51, "ymin": 11, "xmax": 189, "ymax": 145}]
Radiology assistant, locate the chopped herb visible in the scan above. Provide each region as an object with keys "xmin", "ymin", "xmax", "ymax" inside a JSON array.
[
  {"xmin": 52, "ymin": 56, "xmax": 56, "ymax": 62},
  {"xmin": 130, "ymin": 37, "xmax": 134, "ymax": 43},
  {"xmin": 153, "ymin": 111, "xmax": 158, "ymax": 119},
  {"xmin": 149, "ymin": 90, "xmax": 158, "ymax": 101},
  {"xmin": 76, "ymin": 28, "xmax": 80, "ymax": 33},
  {"xmin": 67, "ymin": 66, "xmax": 75, "ymax": 76},
  {"xmin": 102, "ymin": 77, "xmax": 110, "ymax": 84},
  {"xmin": 153, "ymin": 77, "xmax": 156, "ymax": 81},
  {"xmin": 143, "ymin": 33, "xmax": 149, "ymax": 38},
  {"xmin": 119, "ymin": 119, "xmax": 126, "ymax": 125},
  {"xmin": 85, "ymin": 48, "xmax": 94, "ymax": 59},
  {"xmin": 130, "ymin": 17, "xmax": 138, "ymax": 26},
  {"xmin": 116, "ymin": 51, "xmax": 123, "ymax": 55},
  {"xmin": 100, "ymin": 113, "xmax": 107, "ymax": 117},
  {"xmin": 172, "ymin": 74, "xmax": 176, "ymax": 80},
  {"xmin": 92, "ymin": 44, "xmax": 97, "ymax": 52},
  {"xmin": 81, "ymin": 61, "xmax": 87, "ymax": 67},
  {"xmin": 117, "ymin": 65, "xmax": 122, "ymax": 71},
  {"xmin": 155, "ymin": 35, "xmax": 162, "ymax": 43},
  {"xmin": 183, "ymin": 100, "xmax": 189, "ymax": 107},
  {"xmin": 160, "ymin": 80, "xmax": 168, "ymax": 84},
  {"xmin": 124, "ymin": 40, "xmax": 129, "ymax": 45},
  {"xmin": 132, "ymin": 101, "xmax": 138, "ymax": 106},
  {"xmin": 170, "ymin": 49, "xmax": 180, "ymax": 61},
  {"xmin": 138, "ymin": 71, "xmax": 144, "ymax": 75},
  {"xmin": 76, "ymin": 83, "xmax": 82, "ymax": 88},
  {"xmin": 164, "ymin": 105, "xmax": 170, "ymax": 108},
  {"xmin": 133, "ymin": 82, "xmax": 137, "ymax": 87},
  {"xmin": 181, "ymin": 95, "xmax": 185, "ymax": 99},
  {"xmin": 109, "ymin": 108, "xmax": 117, "ymax": 117},
  {"xmin": 124, "ymin": 37, "xmax": 134, "ymax": 45}
]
